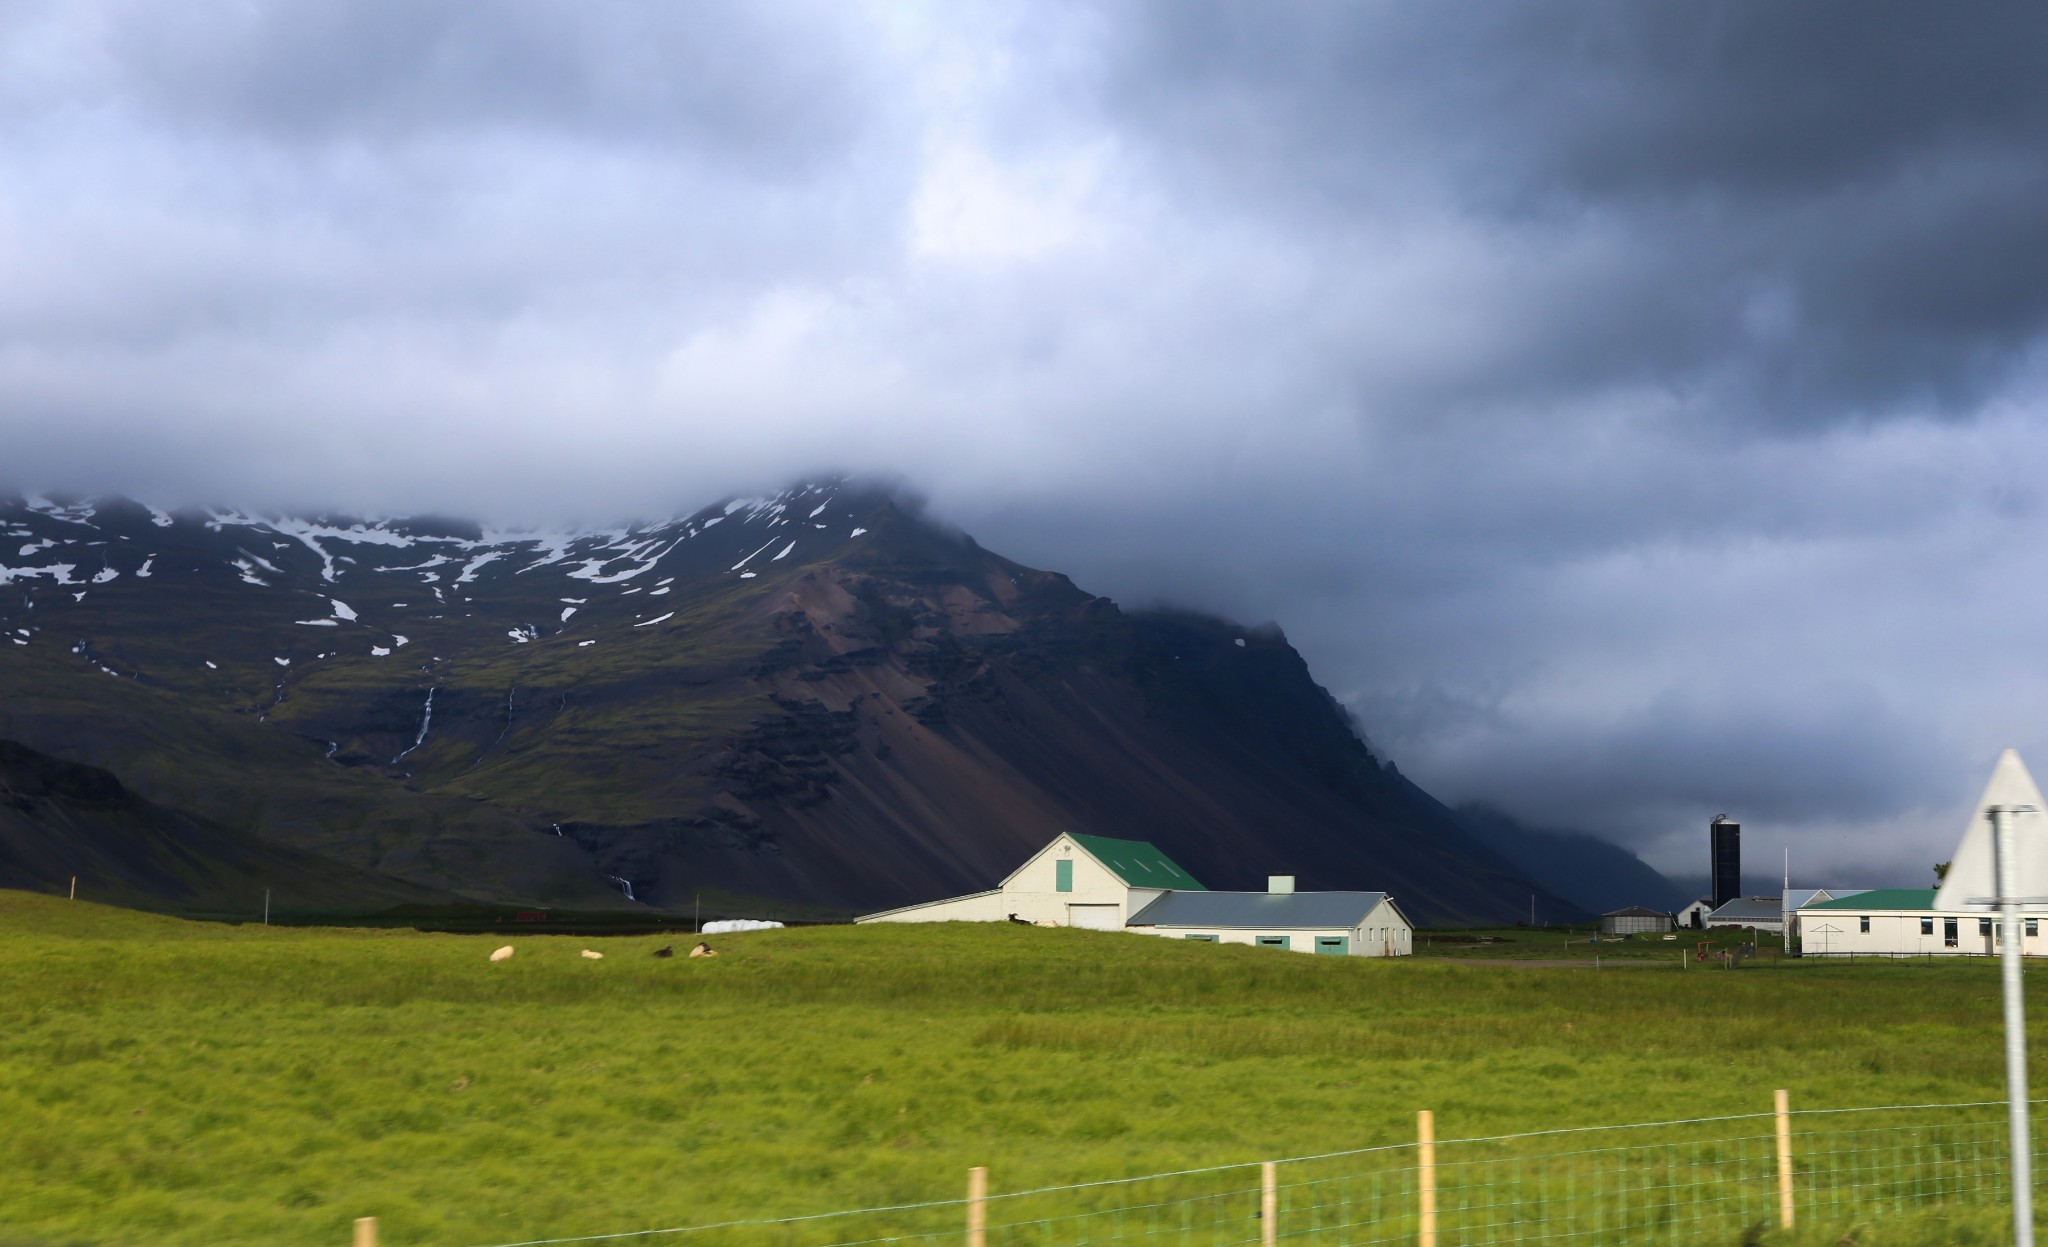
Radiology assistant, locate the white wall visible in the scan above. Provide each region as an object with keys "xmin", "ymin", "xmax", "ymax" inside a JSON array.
[
  {"xmin": 1798, "ymin": 909, "xmax": 2048, "ymax": 956},
  {"xmin": 856, "ymin": 835, "xmax": 1155, "ymax": 926},
  {"xmin": 1137, "ymin": 900, "xmax": 1413, "ymax": 957},
  {"xmin": 1143, "ymin": 925, "xmax": 1361, "ymax": 953}
]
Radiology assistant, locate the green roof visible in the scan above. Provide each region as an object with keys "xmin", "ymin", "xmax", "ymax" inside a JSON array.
[
  {"xmin": 1805, "ymin": 888, "xmax": 1938, "ymax": 912},
  {"xmin": 1070, "ymin": 834, "xmax": 1207, "ymax": 890}
]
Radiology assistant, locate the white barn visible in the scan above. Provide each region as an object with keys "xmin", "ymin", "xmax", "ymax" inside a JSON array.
[
  {"xmin": 856, "ymin": 832, "xmax": 1413, "ymax": 956},
  {"xmin": 855, "ymin": 833, "xmax": 1198, "ymax": 930}
]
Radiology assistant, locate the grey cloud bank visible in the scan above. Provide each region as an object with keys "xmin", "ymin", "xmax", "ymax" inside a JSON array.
[{"xmin": 5, "ymin": 1, "xmax": 2047, "ymax": 887}]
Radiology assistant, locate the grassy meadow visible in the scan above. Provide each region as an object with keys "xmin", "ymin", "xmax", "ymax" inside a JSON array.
[
  {"xmin": 0, "ymin": 891, "xmax": 2036, "ymax": 1247},
  {"xmin": 1418, "ymin": 923, "xmax": 1787, "ymax": 961}
]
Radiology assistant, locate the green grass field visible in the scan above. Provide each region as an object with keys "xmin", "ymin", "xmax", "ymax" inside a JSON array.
[
  {"xmin": 1418, "ymin": 924, "xmax": 1788, "ymax": 961},
  {"xmin": 1, "ymin": 892, "xmax": 2037, "ymax": 1247}
]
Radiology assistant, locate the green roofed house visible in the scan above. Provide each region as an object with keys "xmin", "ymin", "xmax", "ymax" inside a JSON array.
[
  {"xmin": 856, "ymin": 833, "xmax": 1413, "ymax": 956},
  {"xmin": 1797, "ymin": 889, "xmax": 2044, "ymax": 958}
]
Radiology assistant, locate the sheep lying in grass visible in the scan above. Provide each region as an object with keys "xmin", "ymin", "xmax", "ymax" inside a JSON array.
[
  {"xmin": 689, "ymin": 942, "xmax": 717, "ymax": 958},
  {"xmin": 488, "ymin": 945, "xmax": 514, "ymax": 962},
  {"xmin": 580, "ymin": 949, "xmax": 603, "ymax": 960}
]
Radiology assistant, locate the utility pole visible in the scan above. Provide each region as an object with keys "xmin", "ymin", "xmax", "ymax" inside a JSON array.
[
  {"xmin": 263, "ymin": 888, "xmax": 270, "ymax": 926},
  {"xmin": 1991, "ymin": 805, "xmax": 2037, "ymax": 1247}
]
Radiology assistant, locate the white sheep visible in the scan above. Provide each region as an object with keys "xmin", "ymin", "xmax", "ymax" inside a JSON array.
[
  {"xmin": 580, "ymin": 949, "xmax": 604, "ymax": 960},
  {"xmin": 489, "ymin": 945, "xmax": 515, "ymax": 962}
]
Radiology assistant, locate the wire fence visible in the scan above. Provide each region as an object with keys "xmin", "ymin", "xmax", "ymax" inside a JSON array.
[{"xmin": 425, "ymin": 1099, "xmax": 2041, "ymax": 1247}]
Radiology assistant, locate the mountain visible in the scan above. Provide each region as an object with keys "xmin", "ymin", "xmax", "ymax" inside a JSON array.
[
  {"xmin": 0, "ymin": 738, "xmax": 454, "ymax": 917},
  {"xmin": 0, "ymin": 484, "xmax": 1580, "ymax": 925},
  {"xmin": 1455, "ymin": 804, "xmax": 1690, "ymax": 916}
]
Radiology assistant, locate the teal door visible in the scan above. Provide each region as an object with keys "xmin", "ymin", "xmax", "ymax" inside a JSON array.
[
  {"xmin": 1055, "ymin": 860, "xmax": 1073, "ymax": 892},
  {"xmin": 1316, "ymin": 936, "xmax": 1349, "ymax": 955},
  {"xmin": 1256, "ymin": 935, "xmax": 1290, "ymax": 950},
  {"xmin": 1183, "ymin": 934, "xmax": 1218, "ymax": 943}
]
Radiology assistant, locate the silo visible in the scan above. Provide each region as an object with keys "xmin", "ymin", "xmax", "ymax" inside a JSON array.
[{"xmin": 1710, "ymin": 816, "xmax": 1741, "ymax": 907}]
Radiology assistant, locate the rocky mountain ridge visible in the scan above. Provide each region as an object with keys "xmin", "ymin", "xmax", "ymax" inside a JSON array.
[{"xmin": 0, "ymin": 484, "xmax": 1605, "ymax": 924}]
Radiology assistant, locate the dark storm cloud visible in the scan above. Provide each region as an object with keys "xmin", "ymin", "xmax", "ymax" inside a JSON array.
[
  {"xmin": 8, "ymin": 1, "xmax": 875, "ymax": 162},
  {"xmin": 1102, "ymin": 2, "xmax": 2048, "ymax": 425},
  {"xmin": 4, "ymin": 1, "xmax": 2047, "ymax": 882}
]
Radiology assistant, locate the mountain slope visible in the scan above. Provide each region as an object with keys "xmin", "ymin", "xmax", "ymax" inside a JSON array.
[
  {"xmin": 0, "ymin": 485, "xmax": 1579, "ymax": 924},
  {"xmin": 0, "ymin": 739, "xmax": 454, "ymax": 916},
  {"xmin": 1456, "ymin": 804, "xmax": 1690, "ymax": 917}
]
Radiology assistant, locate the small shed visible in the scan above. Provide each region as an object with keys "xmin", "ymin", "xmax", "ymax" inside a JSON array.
[
  {"xmin": 1675, "ymin": 898, "xmax": 1713, "ymax": 929},
  {"xmin": 1600, "ymin": 905, "xmax": 1674, "ymax": 936}
]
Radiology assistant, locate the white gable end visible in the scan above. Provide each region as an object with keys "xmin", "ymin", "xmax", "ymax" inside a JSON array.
[{"xmin": 1934, "ymin": 750, "xmax": 2048, "ymax": 912}]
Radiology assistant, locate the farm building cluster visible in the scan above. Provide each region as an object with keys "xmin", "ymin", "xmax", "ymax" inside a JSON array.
[
  {"xmin": 858, "ymin": 833, "xmax": 1413, "ymax": 956},
  {"xmin": 1600, "ymin": 750, "xmax": 2048, "ymax": 958},
  {"xmin": 860, "ymin": 751, "xmax": 2044, "ymax": 961}
]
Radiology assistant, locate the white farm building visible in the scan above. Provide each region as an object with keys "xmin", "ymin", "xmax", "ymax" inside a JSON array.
[
  {"xmin": 856, "ymin": 832, "xmax": 1413, "ymax": 956},
  {"xmin": 1795, "ymin": 750, "xmax": 2048, "ymax": 958}
]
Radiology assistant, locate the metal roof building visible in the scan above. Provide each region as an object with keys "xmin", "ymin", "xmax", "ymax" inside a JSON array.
[
  {"xmin": 1130, "ymin": 890, "xmax": 1391, "ymax": 929},
  {"xmin": 1794, "ymin": 887, "xmax": 2048, "ymax": 957},
  {"xmin": 857, "ymin": 833, "xmax": 1413, "ymax": 956},
  {"xmin": 1705, "ymin": 895, "xmax": 1790, "ymax": 931},
  {"xmin": 1599, "ymin": 905, "xmax": 1673, "ymax": 936}
]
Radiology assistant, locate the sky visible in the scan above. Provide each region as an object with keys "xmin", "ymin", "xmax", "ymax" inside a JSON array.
[{"xmin": 5, "ymin": 1, "xmax": 2048, "ymax": 886}]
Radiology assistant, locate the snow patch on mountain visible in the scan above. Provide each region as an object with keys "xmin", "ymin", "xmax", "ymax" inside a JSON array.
[{"xmin": 0, "ymin": 563, "xmax": 77, "ymax": 586}]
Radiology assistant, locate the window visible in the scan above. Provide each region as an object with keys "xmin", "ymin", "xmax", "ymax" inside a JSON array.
[
  {"xmin": 1315, "ymin": 936, "xmax": 1349, "ymax": 955},
  {"xmin": 1921, "ymin": 918, "xmax": 1934, "ymax": 936},
  {"xmin": 1944, "ymin": 918, "xmax": 1959, "ymax": 947},
  {"xmin": 1859, "ymin": 916, "xmax": 1870, "ymax": 933},
  {"xmin": 1182, "ymin": 934, "xmax": 1218, "ymax": 942},
  {"xmin": 1256, "ymin": 935, "xmax": 1291, "ymax": 950},
  {"xmin": 1981, "ymin": 918, "xmax": 1995, "ymax": 937},
  {"xmin": 1055, "ymin": 859, "xmax": 1073, "ymax": 893},
  {"xmin": 2031, "ymin": 919, "xmax": 2040, "ymax": 938}
]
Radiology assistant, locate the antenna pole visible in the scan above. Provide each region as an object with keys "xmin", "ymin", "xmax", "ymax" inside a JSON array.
[{"xmin": 1993, "ymin": 805, "xmax": 2036, "ymax": 1247}]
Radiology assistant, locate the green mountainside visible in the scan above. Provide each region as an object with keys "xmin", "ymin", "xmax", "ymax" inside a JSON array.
[{"xmin": 0, "ymin": 484, "xmax": 1587, "ymax": 924}]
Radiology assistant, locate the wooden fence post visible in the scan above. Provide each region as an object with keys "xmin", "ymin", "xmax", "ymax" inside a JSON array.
[
  {"xmin": 1261, "ymin": 1160, "xmax": 1277, "ymax": 1247},
  {"xmin": 1418, "ymin": 1110, "xmax": 1437, "ymax": 1247},
  {"xmin": 967, "ymin": 1166, "xmax": 987, "ymax": 1247},
  {"xmin": 353, "ymin": 1216, "xmax": 377, "ymax": 1247},
  {"xmin": 1774, "ymin": 1089, "xmax": 1794, "ymax": 1229}
]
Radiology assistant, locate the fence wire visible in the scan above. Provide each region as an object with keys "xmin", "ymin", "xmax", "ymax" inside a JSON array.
[{"xmin": 460, "ymin": 1100, "xmax": 2046, "ymax": 1247}]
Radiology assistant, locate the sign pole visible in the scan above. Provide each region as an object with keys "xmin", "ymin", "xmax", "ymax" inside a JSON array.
[{"xmin": 1993, "ymin": 805, "xmax": 2036, "ymax": 1247}]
